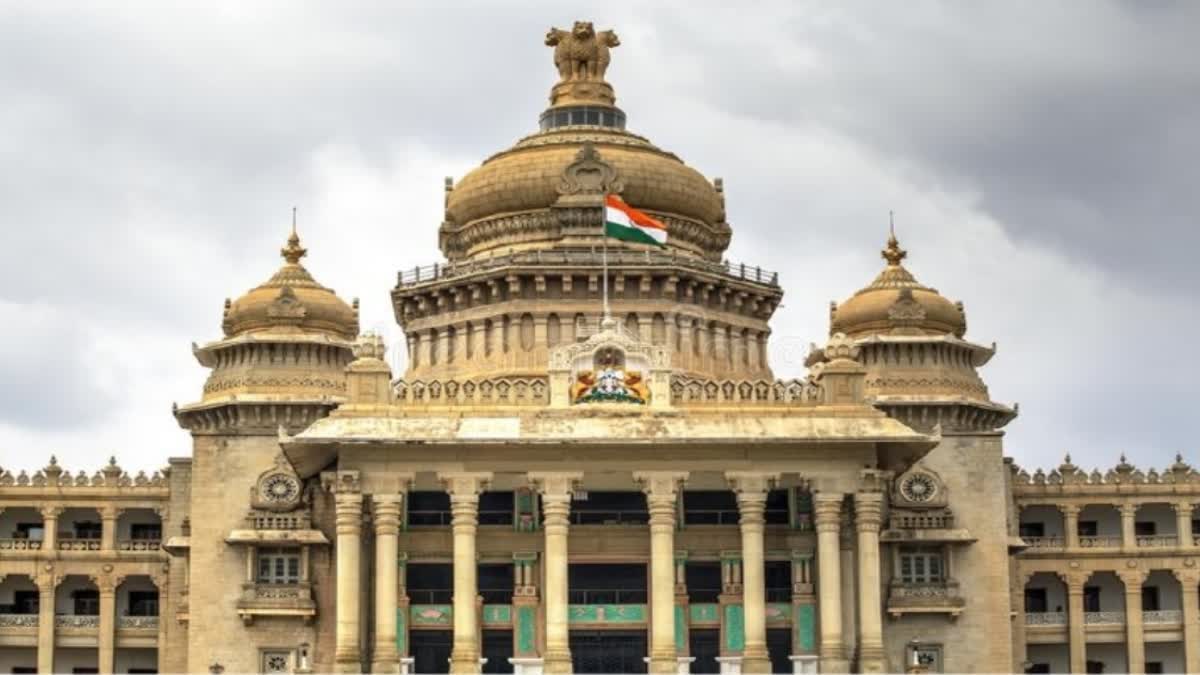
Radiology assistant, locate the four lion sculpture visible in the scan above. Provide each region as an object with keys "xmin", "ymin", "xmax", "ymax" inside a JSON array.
[{"xmin": 545, "ymin": 21, "xmax": 620, "ymax": 82}]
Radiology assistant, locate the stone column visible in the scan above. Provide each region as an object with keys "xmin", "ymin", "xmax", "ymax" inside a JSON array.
[
  {"xmin": 636, "ymin": 471, "xmax": 688, "ymax": 674},
  {"xmin": 854, "ymin": 492, "xmax": 885, "ymax": 673},
  {"xmin": 153, "ymin": 575, "xmax": 169, "ymax": 674},
  {"xmin": 97, "ymin": 573, "xmax": 120, "ymax": 674},
  {"xmin": 373, "ymin": 494, "xmax": 406, "ymax": 674},
  {"xmin": 40, "ymin": 506, "xmax": 61, "ymax": 554},
  {"xmin": 530, "ymin": 472, "xmax": 583, "ymax": 674},
  {"xmin": 1065, "ymin": 572, "xmax": 1088, "ymax": 674},
  {"xmin": 1120, "ymin": 503, "xmax": 1138, "ymax": 552},
  {"xmin": 328, "ymin": 471, "xmax": 365, "ymax": 673},
  {"xmin": 727, "ymin": 472, "xmax": 779, "ymax": 673},
  {"xmin": 441, "ymin": 472, "xmax": 493, "ymax": 674},
  {"xmin": 36, "ymin": 573, "xmax": 57, "ymax": 674},
  {"xmin": 814, "ymin": 492, "xmax": 848, "ymax": 673},
  {"xmin": 1174, "ymin": 569, "xmax": 1200, "ymax": 674},
  {"xmin": 1118, "ymin": 569, "xmax": 1148, "ymax": 674},
  {"xmin": 1061, "ymin": 504, "xmax": 1080, "ymax": 550},
  {"xmin": 100, "ymin": 505, "xmax": 120, "ymax": 551},
  {"xmin": 1174, "ymin": 502, "xmax": 1194, "ymax": 548}
]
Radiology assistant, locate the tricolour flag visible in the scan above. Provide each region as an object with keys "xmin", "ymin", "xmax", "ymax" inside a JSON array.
[{"xmin": 605, "ymin": 194, "xmax": 668, "ymax": 247}]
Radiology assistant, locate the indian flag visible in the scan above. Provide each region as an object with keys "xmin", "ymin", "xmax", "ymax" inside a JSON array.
[{"xmin": 605, "ymin": 194, "xmax": 668, "ymax": 247}]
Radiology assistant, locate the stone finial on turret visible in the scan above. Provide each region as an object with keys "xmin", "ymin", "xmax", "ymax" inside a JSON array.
[
  {"xmin": 544, "ymin": 21, "xmax": 621, "ymax": 107},
  {"xmin": 345, "ymin": 332, "xmax": 393, "ymax": 408}
]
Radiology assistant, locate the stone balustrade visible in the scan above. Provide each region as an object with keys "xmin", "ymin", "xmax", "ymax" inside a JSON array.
[
  {"xmin": 1025, "ymin": 611, "xmax": 1067, "ymax": 626},
  {"xmin": 1135, "ymin": 534, "xmax": 1178, "ymax": 547},
  {"xmin": 117, "ymin": 616, "xmax": 160, "ymax": 629},
  {"xmin": 1077, "ymin": 535, "xmax": 1121, "ymax": 549},
  {"xmin": 55, "ymin": 615, "xmax": 101, "ymax": 628},
  {"xmin": 1084, "ymin": 611, "xmax": 1125, "ymax": 625},
  {"xmin": 1143, "ymin": 609, "xmax": 1183, "ymax": 625},
  {"xmin": 58, "ymin": 538, "xmax": 102, "ymax": 551},
  {"xmin": 0, "ymin": 538, "xmax": 42, "ymax": 550},
  {"xmin": 1024, "ymin": 536, "xmax": 1064, "ymax": 549},
  {"xmin": 0, "ymin": 614, "xmax": 38, "ymax": 627},
  {"xmin": 117, "ymin": 539, "xmax": 162, "ymax": 551}
]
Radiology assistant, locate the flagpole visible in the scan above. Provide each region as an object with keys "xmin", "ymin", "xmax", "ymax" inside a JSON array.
[{"xmin": 602, "ymin": 197, "xmax": 611, "ymax": 326}]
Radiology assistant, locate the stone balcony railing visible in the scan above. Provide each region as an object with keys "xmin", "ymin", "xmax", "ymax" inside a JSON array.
[
  {"xmin": 118, "ymin": 539, "xmax": 162, "ymax": 552},
  {"xmin": 1025, "ymin": 612, "xmax": 1067, "ymax": 626},
  {"xmin": 58, "ymin": 538, "xmax": 102, "ymax": 551},
  {"xmin": 1144, "ymin": 609, "xmax": 1183, "ymax": 624},
  {"xmin": 117, "ymin": 615, "xmax": 159, "ymax": 629},
  {"xmin": 889, "ymin": 510, "xmax": 956, "ymax": 530},
  {"xmin": 1136, "ymin": 535, "xmax": 1178, "ymax": 548},
  {"xmin": 1084, "ymin": 611, "xmax": 1124, "ymax": 625},
  {"xmin": 1024, "ymin": 536, "xmax": 1065, "ymax": 550},
  {"xmin": 56, "ymin": 615, "xmax": 100, "ymax": 628},
  {"xmin": 1078, "ymin": 535, "xmax": 1122, "ymax": 549},
  {"xmin": 0, "ymin": 613, "xmax": 38, "ymax": 627},
  {"xmin": 0, "ymin": 538, "xmax": 42, "ymax": 551},
  {"xmin": 886, "ymin": 580, "xmax": 966, "ymax": 616},
  {"xmin": 246, "ymin": 511, "xmax": 312, "ymax": 530}
]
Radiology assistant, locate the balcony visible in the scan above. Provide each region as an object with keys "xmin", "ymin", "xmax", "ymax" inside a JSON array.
[
  {"xmin": 117, "ymin": 539, "xmax": 162, "ymax": 552},
  {"xmin": 1136, "ymin": 535, "xmax": 1178, "ymax": 548},
  {"xmin": 117, "ymin": 615, "xmax": 159, "ymax": 629},
  {"xmin": 56, "ymin": 614, "xmax": 101, "ymax": 628},
  {"xmin": 0, "ymin": 613, "xmax": 38, "ymax": 628},
  {"xmin": 1025, "ymin": 612, "xmax": 1066, "ymax": 626},
  {"xmin": 1078, "ymin": 535, "xmax": 1122, "ymax": 549},
  {"xmin": 885, "ymin": 580, "xmax": 966, "ymax": 618},
  {"xmin": 1023, "ymin": 536, "xmax": 1064, "ymax": 550},
  {"xmin": 0, "ymin": 538, "xmax": 42, "ymax": 551},
  {"xmin": 236, "ymin": 582, "xmax": 316, "ymax": 625},
  {"xmin": 1144, "ymin": 609, "xmax": 1183, "ymax": 625},
  {"xmin": 58, "ymin": 538, "xmax": 102, "ymax": 551},
  {"xmin": 1084, "ymin": 611, "xmax": 1124, "ymax": 625}
]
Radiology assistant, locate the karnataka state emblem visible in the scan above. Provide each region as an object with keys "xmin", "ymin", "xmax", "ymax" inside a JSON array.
[{"xmin": 571, "ymin": 347, "xmax": 649, "ymax": 404}]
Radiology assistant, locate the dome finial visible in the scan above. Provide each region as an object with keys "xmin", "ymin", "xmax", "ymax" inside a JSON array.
[
  {"xmin": 281, "ymin": 206, "xmax": 307, "ymax": 265},
  {"xmin": 882, "ymin": 211, "xmax": 907, "ymax": 266}
]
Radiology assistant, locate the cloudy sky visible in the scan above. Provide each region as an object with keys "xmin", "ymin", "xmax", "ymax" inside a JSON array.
[{"xmin": 1, "ymin": 2, "xmax": 1196, "ymax": 474}]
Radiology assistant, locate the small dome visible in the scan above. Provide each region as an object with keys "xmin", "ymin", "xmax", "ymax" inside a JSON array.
[
  {"xmin": 222, "ymin": 230, "xmax": 359, "ymax": 340},
  {"xmin": 831, "ymin": 233, "xmax": 965, "ymax": 338}
]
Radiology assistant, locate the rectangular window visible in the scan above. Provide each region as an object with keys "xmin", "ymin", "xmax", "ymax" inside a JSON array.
[
  {"xmin": 74, "ymin": 521, "xmax": 102, "ymax": 539},
  {"xmin": 1024, "ymin": 588, "xmax": 1048, "ymax": 613},
  {"xmin": 1018, "ymin": 522, "xmax": 1045, "ymax": 538},
  {"xmin": 686, "ymin": 562, "xmax": 722, "ymax": 603},
  {"xmin": 14, "ymin": 590, "xmax": 39, "ymax": 614},
  {"xmin": 73, "ymin": 589, "xmax": 100, "ymax": 616},
  {"xmin": 478, "ymin": 492, "xmax": 515, "ymax": 526},
  {"xmin": 897, "ymin": 546, "xmax": 945, "ymax": 584},
  {"xmin": 1142, "ymin": 586, "xmax": 1161, "ymax": 612},
  {"xmin": 764, "ymin": 489, "xmax": 790, "ymax": 525},
  {"xmin": 764, "ymin": 561, "xmax": 792, "ymax": 602},
  {"xmin": 128, "ymin": 590, "xmax": 159, "ymax": 617},
  {"xmin": 15, "ymin": 523, "xmax": 44, "ymax": 540},
  {"xmin": 1077, "ymin": 521, "xmax": 1098, "ymax": 537},
  {"xmin": 256, "ymin": 547, "xmax": 302, "ymax": 584},
  {"xmin": 1135, "ymin": 521, "xmax": 1157, "ymax": 537},
  {"xmin": 407, "ymin": 491, "xmax": 452, "ymax": 526},
  {"xmin": 131, "ymin": 523, "xmax": 162, "ymax": 540},
  {"xmin": 1083, "ymin": 586, "xmax": 1101, "ymax": 613}
]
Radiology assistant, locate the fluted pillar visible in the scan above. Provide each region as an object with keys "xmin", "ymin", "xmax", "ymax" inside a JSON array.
[
  {"xmin": 1061, "ymin": 504, "xmax": 1080, "ymax": 550},
  {"xmin": 100, "ymin": 504, "xmax": 119, "ymax": 552},
  {"xmin": 40, "ymin": 506, "xmax": 61, "ymax": 553},
  {"xmin": 1065, "ymin": 572, "xmax": 1087, "ymax": 674},
  {"xmin": 530, "ymin": 472, "xmax": 583, "ymax": 674},
  {"xmin": 1174, "ymin": 501, "xmax": 1195, "ymax": 548},
  {"xmin": 97, "ymin": 573, "xmax": 119, "ymax": 674},
  {"xmin": 441, "ymin": 472, "xmax": 493, "ymax": 674},
  {"xmin": 636, "ymin": 471, "xmax": 688, "ymax": 674},
  {"xmin": 1120, "ymin": 502, "xmax": 1138, "ymax": 552},
  {"xmin": 1175, "ymin": 569, "xmax": 1200, "ymax": 674},
  {"xmin": 1118, "ymin": 569, "xmax": 1148, "ymax": 674},
  {"xmin": 36, "ymin": 574, "xmax": 57, "ymax": 674},
  {"xmin": 854, "ymin": 492, "xmax": 885, "ymax": 673},
  {"xmin": 814, "ymin": 492, "xmax": 847, "ymax": 673},
  {"xmin": 727, "ymin": 472, "xmax": 778, "ymax": 673},
  {"xmin": 328, "ymin": 471, "xmax": 365, "ymax": 673},
  {"xmin": 373, "ymin": 494, "xmax": 405, "ymax": 673}
]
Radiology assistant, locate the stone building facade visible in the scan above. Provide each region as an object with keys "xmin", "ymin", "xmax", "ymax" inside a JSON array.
[{"xmin": 0, "ymin": 21, "xmax": 1196, "ymax": 675}]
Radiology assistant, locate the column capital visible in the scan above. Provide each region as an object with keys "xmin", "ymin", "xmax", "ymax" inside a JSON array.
[
  {"xmin": 528, "ymin": 471, "xmax": 584, "ymax": 499},
  {"xmin": 92, "ymin": 573, "xmax": 124, "ymax": 595},
  {"xmin": 100, "ymin": 504, "xmax": 123, "ymax": 520},
  {"xmin": 855, "ymin": 491, "xmax": 884, "ymax": 533},
  {"xmin": 321, "ymin": 469, "xmax": 362, "ymax": 495},
  {"xmin": 372, "ymin": 494, "xmax": 404, "ymax": 534},
  {"xmin": 1173, "ymin": 568, "xmax": 1200, "ymax": 586},
  {"xmin": 725, "ymin": 471, "xmax": 779, "ymax": 496},
  {"xmin": 634, "ymin": 471, "xmax": 688, "ymax": 503},
  {"xmin": 438, "ymin": 471, "xmax": 493, "ymax": 500},
  {"xmin": 1059, "ymin": 503, "xmax": 1081, "ymax": 517},
  {"xmin": 1063, "ymin": 570, "xmax": 1091, "ymax": 592},
  {"xmin": 1173, "ymin": 501, "xmax": 1195, "ymax": 516},
  {"xmin": 813, "ymin": 492, "xmax": 844, "ymax": 533},
  {"xmin": 1117, "ymin": 567, "xmax": 1149, "ymax": 588},
  {"xmin": 40, "ymin": 505, "xmax": 63, "ymax": 519},
  {"xmin": 1119, "ymin": 502, "xmax": 1139, "ymax": 517}
]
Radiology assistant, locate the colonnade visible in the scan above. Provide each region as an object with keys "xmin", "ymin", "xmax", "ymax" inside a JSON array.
[{"xmin": 326, "ymin": 471, "xmax": 886, "ymax": 674}]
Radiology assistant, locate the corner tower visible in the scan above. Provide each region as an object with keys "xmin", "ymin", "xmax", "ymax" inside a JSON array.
[
  {"xmin": 810, "ymin": 230, "xmax": 1020, "ymax": 672},
  {"xmin": 172, "ymin": 227, "xmax": 358, "ymax": 673},
  {"xmin": 393, "ymin": 21, "xmax": 782, "ymax": 383}
]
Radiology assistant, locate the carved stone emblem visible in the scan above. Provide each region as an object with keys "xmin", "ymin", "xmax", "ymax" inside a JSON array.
[
  {"xmin": 267, "ymin": 286, "xmax": 307, "ymax": 320},
  {"xmin": 557, "ymin": 143, "xmax": 623, "ymax": 197},
  {"xmin": 888, "ymin": 287, "xmax": 927, "ymax": 323},
  {"xmin": 545, "ymin": 22, "xmax": 620, "ymax": 82}
]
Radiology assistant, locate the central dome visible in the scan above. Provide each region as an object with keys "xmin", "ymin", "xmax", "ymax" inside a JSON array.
[{"xmin": 438, "ymin": 22, "xmax": 731, "ymax": 262}]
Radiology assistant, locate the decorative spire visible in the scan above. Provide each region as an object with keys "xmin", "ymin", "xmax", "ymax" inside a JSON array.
[
  {"xmin": 281, "ymin": 206, "xmax": 307, "ymax": 265},
  {"xmin": 882, "ymin": 213, "xmax": 907, "ymax": 266}
]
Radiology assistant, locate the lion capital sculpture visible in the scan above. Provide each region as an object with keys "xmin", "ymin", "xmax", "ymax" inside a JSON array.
[{"xmin": 545, "ymin": 21, "xmax": 620, "ymax": 82}]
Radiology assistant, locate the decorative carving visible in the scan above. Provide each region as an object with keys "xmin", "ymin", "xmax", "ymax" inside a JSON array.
[
  {"xmin": 892, "ymin": 464, "xmax": 949, "ymax": 510},
  {"xmin": 887, "ymin": 287, "xmax": 927, "ymax": 324},
  {"xmin": 267, "ymin": 286, "xmax": 307, "ymax": 320},
  {"xmin": 557, "ymin": 143, "xmax": 623, "ymax": 197},
  {"xmin": 545, "ymin": 22, "xmax": 620, "ymax": 82},
  {"xmin": 251, "ymin": 452, "xmax": 304, "ymax": 512}
]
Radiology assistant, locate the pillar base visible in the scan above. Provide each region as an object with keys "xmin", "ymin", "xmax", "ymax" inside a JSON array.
[
  {"xmin": 400, "ymin": 657, "xmax": 415, "ymax": 675},
  {"xmin": 334, "ymin": 656, "xmax": 364, "ymax": 674},
  {"xmin": 818, "ymin": 656, "xmax": 849, "ymax": 674},
  {"xmin": 448, "ymin": 653, "xmax": 483, "ymax": 674},
  {"xmin": 646, "ymin": 655, "xmax": 681, "ymax": 674},
  {"xmin": 542, "ymin": 651, "xmax": 572, "ymax": 674},
  {"xmin": 741, "ymin": 649, "xmax": 771, "ymax": 674},
  {"xmin": 715, "ymin": 656, "xmax": 742, "ymax": 675},
  {"xmin": 371, "ymin": 656, "xmax": 400, "ymax": 674},
  {"xmin": 510, "ymin": 657, "xmax": 546, "ymax": 675},
  {"xmin": 789, "ymin": 655, "xmax": 818, "ymax": 675}
]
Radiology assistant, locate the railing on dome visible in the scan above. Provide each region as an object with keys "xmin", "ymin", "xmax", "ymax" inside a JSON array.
[{"xmin": 396, "ymin": 250, "xmax": 780, "ymax": 288}]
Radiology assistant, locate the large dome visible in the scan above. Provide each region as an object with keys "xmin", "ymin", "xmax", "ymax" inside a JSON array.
[
  {"xmin": 437, "ymin": 24, "xmax": 731, "ymax": 262},
  {"xmin": 831, "ymin": 233, "xmax": 966, "ymax": 338},
  {"xmin": 222, "ymin": 231, "xmax": 359, "ymax": 340}
]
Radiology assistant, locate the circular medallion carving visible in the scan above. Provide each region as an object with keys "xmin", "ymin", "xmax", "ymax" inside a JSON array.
[
  {"xmin": 900, "ymin": 473, "xmax": 938, "ymax": 503},
  {"xmin": 261, "ymin": 474, "xmax": 300, "ymax": 504}
]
